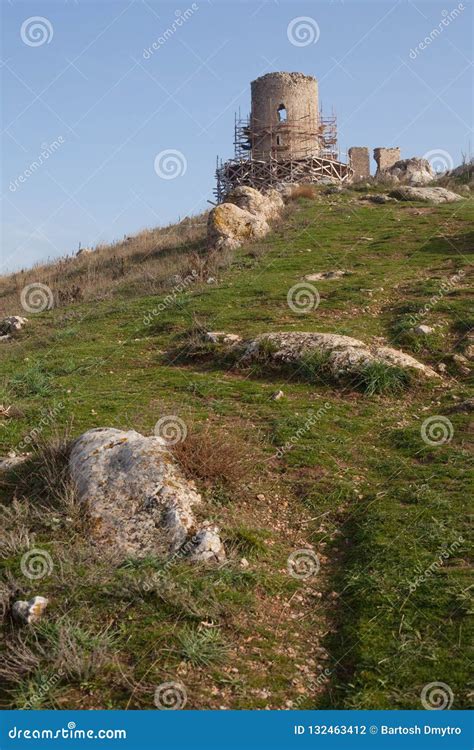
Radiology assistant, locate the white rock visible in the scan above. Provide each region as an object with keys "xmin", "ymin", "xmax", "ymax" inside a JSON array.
[
  {"xmin": 0, "ymin": 316, "xmax": 28, "ymax": 336},
  {"xmin": 207, "ymin": 202, "xmax": 269, "ymax": 251},
  {"xmin": 382, "ymin": 157, "xmax": 434, "ymax": 185},
  {"xmin": 413, "ymin": 325, "xmax": 434, "ymax": 335},
  {"xmin": 205, "ymin": 331, "xmax": 242, "ymax": 346},
  {"xmin": 239, "ymin": 332, "xmax": 439, "ymax": 381},
  {"xmin": 389, "ymin": 186, "xmax": 462, "ymax": 204},
  {"xmin": 0, "ymin": 454, "xmax": 31, "ymax": 472},
  {"xmin": 69, "ymin": 428, "xmax": 224, "ymax": 562},
  {"xmin": 305, "ymin": 270, "xmax": 350, "ymax": 281},
  {"xmin": 12, "ymin": 596, "xmax": 49, "ymax": 625},
  {"xmin": 227, "ymin": 186, "xmax": 283, "ymax": 220}
]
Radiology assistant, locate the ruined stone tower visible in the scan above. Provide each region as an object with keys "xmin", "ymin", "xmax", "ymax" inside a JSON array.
[
  {"xmin": 215, "ymin": 71, "xmax": 352, "ymax": 201},
  {"xmin": 250, "ymin": 72, "xmax": 320, "ymax": 161}
]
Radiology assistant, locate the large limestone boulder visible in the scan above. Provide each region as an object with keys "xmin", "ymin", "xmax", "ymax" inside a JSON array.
[
  {"xmin": 227, "ymin": 186, "xmax": 283, "ymax": 220},
  {"xmin": 207, "ymin": 202, "xmax": 269, "ymax": 251},
  {"xmin": 383, "ymin": 157, "xmax": 434, "ymax": 185},
  {"xmin": 69, "ymin": 428, "xmax": 224, "ymax": 562},
  {"xmin": 389, "ymin": 186, "xmax": 462, "ymax": 204},
  {"xmin": 202, "ymin": 331, "xmax": 439, "ymax": 382}
]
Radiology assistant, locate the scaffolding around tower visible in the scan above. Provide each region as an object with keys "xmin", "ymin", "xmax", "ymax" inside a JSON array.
[
  {"xmin": 216, "ymin": 108, "xmax": 351, "ymax": 203},
  {"xmin": 215, "ymin": 72, "xmax": 353, "ymax": 202}
]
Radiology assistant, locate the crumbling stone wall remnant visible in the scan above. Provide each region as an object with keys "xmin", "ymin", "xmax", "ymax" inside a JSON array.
[
  {"xmin": 348, "ymin": 147, "xmax": 370, "ymax": 181},
  {"xmin": 373, "ymin": 147, "xmax": 401, "ymax": 176}
]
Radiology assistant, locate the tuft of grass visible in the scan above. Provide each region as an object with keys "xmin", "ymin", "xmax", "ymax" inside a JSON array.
[
  {"xmin": 225, "ymin": 525, "xmax": 269, "ymax": 557},
  {"xmin": 8, "ymin": 364, "xmax": 53, "ymax": 398},
  {"xmin": 299, "ymin": 349, "xmax": 332, "ymax": 382},
  {"xmin": 178, "ymin": 626, "xmax": 229, "ymax": 667},
  {"xmin": 353, "ymin": 362, "xmax": 412, "ymax": 396}
]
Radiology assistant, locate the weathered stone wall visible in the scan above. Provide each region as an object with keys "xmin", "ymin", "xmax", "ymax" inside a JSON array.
[
  {"xmin": 348, "ymin": 147, "xmax": 370, "ymax": 180},
  {"xmin": 250, "ymin": 72, "xmax": 319, "ymax": 161},
  {"xmin": 374, "ymin": 147, "xmax": 401, "ymax": 175}
]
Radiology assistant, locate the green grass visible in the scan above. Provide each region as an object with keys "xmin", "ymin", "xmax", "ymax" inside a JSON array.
[{"xmin": 0, "ymin": 187, "xmax": 472, "ymax": 709}]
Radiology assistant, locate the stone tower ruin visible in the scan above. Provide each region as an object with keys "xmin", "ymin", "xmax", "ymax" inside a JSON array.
[
  {"xmin": 215, "ymin": 71, "xmax": 352, "ymax": 201},
  {"xmin": 250, "ymin": 72, "xmax": 320, "ymax": 160}
]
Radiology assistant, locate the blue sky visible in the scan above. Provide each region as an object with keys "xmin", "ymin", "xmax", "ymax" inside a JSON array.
[{"xmin": 1, "ymin": 0, "xmax": 472, "ymax": 272}]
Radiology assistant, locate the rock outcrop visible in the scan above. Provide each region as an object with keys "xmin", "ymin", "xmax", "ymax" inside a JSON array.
[
  {"xmin": 199, "ymin": 331, "xmax": 439, "ymax": 382},
  {"xmin": 207, "ymin": 187, "xmax": 284, "ymax": 251},
  {"xmin": 227, "ymin": 186, "xmax": 284, "ymax": 220},
  {"xmin": 389, "ymin": 186, "xmax": 462, "ymax": 204},
  {"xmin": 382, "ymin": 157, "xmax": 434, "ymax": 185},
  {"xmin": 207, "ymin": 202, "xmax": 269, "ymax": 251},
  {"xmin": 69, "ymin": 428, "xmax": 225, "ymax": 562},
  {"xmin": 241, "ymin": 332, "xmax": 439, "ymax": 380}
]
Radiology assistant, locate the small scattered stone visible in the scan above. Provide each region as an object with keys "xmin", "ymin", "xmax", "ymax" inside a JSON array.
[
  {"xmin": 413, "ymin": 324, "xmax": 434, "ymax": 335},
  {"xmin": 240, "ymin": 558, "xmax": 249, "ymax": 569},
  {"xmin": 452, "ymin": 353, "xmax": 471, "ymax": 375},
  {"xmin": 0, "ymin": 316, "xmax": 28, "ymax": 336},
  {"xmin": 304, "ymin": 270, "xmax": 349, "ymax": 281},
  {"xmin": 12, "ymin": 596, "xmax": 48, "ymax": 625}
]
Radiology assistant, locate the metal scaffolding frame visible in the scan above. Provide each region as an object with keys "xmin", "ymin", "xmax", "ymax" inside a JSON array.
[{"xmin": 216, "ymin": 107, "xmax": 351, "ymax": 202}]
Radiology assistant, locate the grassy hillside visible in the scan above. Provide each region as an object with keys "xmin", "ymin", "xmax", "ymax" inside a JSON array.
[{"xmin": 0, "ymin": 185, "xmax": 472, "ymax": 710}]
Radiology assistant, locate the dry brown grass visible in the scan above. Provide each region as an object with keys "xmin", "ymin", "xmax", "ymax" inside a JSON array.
[
  {"xmin": 172, "ymin": 423, "xmax": 256, "ymax": 491},
  {"xmin": 0, "ymin": 213, "xmax": 209, "ymax": 316},
  {"xmin": 286, "ymin": 183, "xmax": 319, "ymax": 200}
]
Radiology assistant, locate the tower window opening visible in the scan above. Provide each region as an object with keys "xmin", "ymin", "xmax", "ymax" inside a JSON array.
[
  {"xmin": 276, "ymin": 135, "xmax": 283, "ymax": 146},
  {"xmin": 277, "ymin": 104, "xmax": 287, "ymax": 122}
]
